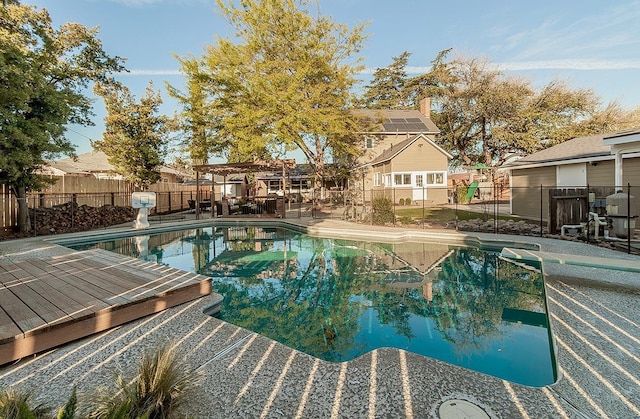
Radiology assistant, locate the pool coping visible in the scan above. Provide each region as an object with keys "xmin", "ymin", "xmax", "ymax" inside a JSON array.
[{"xmin": 1, "ymin": 218, "xmax": 639, "ymax": 418}]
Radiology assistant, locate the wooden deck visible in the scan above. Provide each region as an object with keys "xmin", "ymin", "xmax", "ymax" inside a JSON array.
[{"xmin": 0, "ymin": 248, "xmax": 212, "ymax": 365}]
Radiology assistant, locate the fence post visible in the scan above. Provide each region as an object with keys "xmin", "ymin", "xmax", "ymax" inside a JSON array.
[
  {"xmin": 422, "ymin": 187, "xmax": 425, "ymax": 229},
  {"xmin": 71, "ymin": 193, "xmax": 76, "ymax": 229},
  {"xmin": 628, "ymin": 182, "xmax": 632, "ymax": 254},
  {"xmin": 392, "ymin": 187, "xmax": 396, "ymax": 227},
  {"xmin": 586, "ymin": 184, "xmax": 590, "ymax": 243},
  {"xmin": 540, "ymin": 185, "xmax": 543, "ymax": 237},
  {"xmin": 494, "ymin": 183, "xmax": 497, "ymax": 234},
  {"xmin": 455, "ymin": 186, "xmax": 458, "ymax": 231}
]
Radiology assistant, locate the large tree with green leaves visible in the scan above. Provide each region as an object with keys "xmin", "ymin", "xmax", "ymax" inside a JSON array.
[
  {"xmin": 93, "ymin": 82, "xmax": 174, "ymax": 189},
  {"xmin": 359, "ymin": 50, "xmax": 633, "ymax": 170},
  {"xmin": 173, "ymin": 0, "xmax": 367, "ymax": 191},
  {"xmin": 0, "ymin": 0, "xmax": 125, "ymax": 232}
]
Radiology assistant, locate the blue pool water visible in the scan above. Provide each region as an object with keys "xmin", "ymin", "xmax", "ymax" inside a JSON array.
[{"xmin": 69, "ymin": 225, "xmax": 556, "ymax": 387}]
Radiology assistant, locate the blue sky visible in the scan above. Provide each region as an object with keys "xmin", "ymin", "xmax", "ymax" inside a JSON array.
[{"xmin": 24, "ymin": 0, "xmax": 640, "ymax": 159}]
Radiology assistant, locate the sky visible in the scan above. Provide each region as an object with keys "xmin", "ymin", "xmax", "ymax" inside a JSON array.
[{"xmin": 22, "ymin": 0, "xmax": 640, "ymax": 160}]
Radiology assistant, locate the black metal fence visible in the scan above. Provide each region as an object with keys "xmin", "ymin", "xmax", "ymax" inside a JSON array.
[{"xmin": 2, "ymin": 185, "xmax": 638, "ymax": 254}]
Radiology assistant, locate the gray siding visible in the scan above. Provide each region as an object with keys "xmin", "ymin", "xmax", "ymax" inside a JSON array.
[{"xmin": 511, "ymin": 167, "xmax": 556, "ymax": 220}]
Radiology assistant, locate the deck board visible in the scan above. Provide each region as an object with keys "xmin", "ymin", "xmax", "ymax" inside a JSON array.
[{"xmin": 0, "ymin": 249, "xmax": 212, "ymax": 365}]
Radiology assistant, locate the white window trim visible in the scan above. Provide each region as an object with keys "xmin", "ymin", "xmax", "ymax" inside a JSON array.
[
  {"xmin": 373, "ymin": 172, "xmax": 381, "ymax": 187},
  {"xmin": 425, "ymin": 171, "xmax": 447, "ymax": 186},
  {"xmin": 365, "ymin": 137, "xmax": 375, "ymax": 149},
  {"xmin": 393, "ymin": 172, "xmax": 413, "ymax": 187}
]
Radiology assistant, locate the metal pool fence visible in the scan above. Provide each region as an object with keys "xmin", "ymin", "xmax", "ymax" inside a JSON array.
[{"xmin": 2, "ymin": 185, "xmax": 638, "ymax": 254}]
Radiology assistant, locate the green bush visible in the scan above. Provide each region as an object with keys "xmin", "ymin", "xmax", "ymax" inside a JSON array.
[
  {"xmin": 405, "ymin": 197, "xmax": 411, "ymax": 206},
  {"xmin": 457, "ymin": 186, "xmax": 469, "ymax": 204},
  {"xmin": 372, "ymin": 195, "xmax": 394, "ymax": 224},
  {"xmin": 398, "ymin": 198, "xmax": 405, "ymax": 206}
]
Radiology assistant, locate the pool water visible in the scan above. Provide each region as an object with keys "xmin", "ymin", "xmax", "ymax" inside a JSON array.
[{"xmin": 69, "ymin": 225, "xmax": 556, "ymax": 387}]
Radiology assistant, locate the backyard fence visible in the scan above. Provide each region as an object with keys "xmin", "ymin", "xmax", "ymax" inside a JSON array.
[{"xmin": 2, "ymin": 183, "xmax": 638, "ymax": 254}]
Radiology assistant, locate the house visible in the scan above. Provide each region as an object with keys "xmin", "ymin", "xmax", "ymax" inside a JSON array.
[
  {"xmin": 355, "ymin": 98, "xmax": 451, "ymax": 205},
  {"xmin": 214, "ymin": 174, "xmax": 248, "ymax": 199},
  {"xmin": 502, "ymin": 130, "xmax": 640, "ymax": 220},
  {"xmin": 41, "ymin": 150, "xmax": 192, "ymax": 185}
]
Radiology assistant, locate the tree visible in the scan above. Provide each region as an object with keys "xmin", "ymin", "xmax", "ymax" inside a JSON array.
[
  {"xmin": 166, "ymin": 56, "xmax": 221, "ymax": 166},
  {"xmin": 358, "ymin": 49, "xmax": 450, "ymax": 111},
  {"xmin": 358, "ymin": 51, "xmax": 411, "ymax": 109},
  {"xmin": 175, "ymin": 0, "xmax": 367, "ymax": 192},
  {"xmin": 0, "ymin": 0, "xmax": 125, "ymax": 232},
  {"xmin": 93, "ymin": 82, "xmax": 174, "ymax": 189},
  {"xmin": 431, "ymin": 55, "xmax": 607, "ymax": 168}
]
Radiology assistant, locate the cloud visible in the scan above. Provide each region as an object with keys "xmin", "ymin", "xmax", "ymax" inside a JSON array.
[
  {"xmin": 495, "ymin": 59, "xmax": 640, "ymax": 71},
  {"xmin": 502, "ymin": 2, "xmax": 640, "ymax": 62},
  {"xmin": 360, "ymin": 59, "xmax": 640, "ymax": 76},
  {"xmin": 118, "ymin": 69, "xmax": 183, "ymax": 76},
  {"xmin": 106, "ymin": 0, "xmax": 163, "ymax": 5}
]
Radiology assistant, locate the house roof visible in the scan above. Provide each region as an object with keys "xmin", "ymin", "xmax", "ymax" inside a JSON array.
[
  {"xmin": 603, "ymin": 127, "xmax": 640, "ymax": 142},
  {"xmin": 364, "ymin": 134, "xmax": 452, "ymax": 167},
  {"xmin": 43, "ymin": 150, "xmax": 191, "ymax": 178},
  {"xmin": 353, "ymin": 109, "xmax": 440, "ymax": 134},
  {"xmin": 502, "ymin": 133, "xmax": 612, "ymax": 169},
  {"xmin": 45, "ymin": 150, "xmax": 114, "ymax": 174}
]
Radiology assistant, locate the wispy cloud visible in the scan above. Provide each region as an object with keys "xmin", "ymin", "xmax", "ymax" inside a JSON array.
[
  {"xmin": 501, "ymin": 2, "xmax": 640, "ymax": 62},
  {"xmin": 98, "ymin": 0, "xmax": 207, "ymax": 6},
  {"xmin": 360, "ymin": 59, "xmax": 640, "ymax": 76},
  {"xmin": 118, "ymin": 69, "xmax": 183, "ymax": 76},
  {"xmin": 496, "ymin": 59, "xmax": 640, "ymax": 71}
]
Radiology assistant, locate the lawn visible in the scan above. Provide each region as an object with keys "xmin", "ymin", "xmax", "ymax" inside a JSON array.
[{"xmin": 393, "ymin": 206, "xmax": 519, "ymax": 224}]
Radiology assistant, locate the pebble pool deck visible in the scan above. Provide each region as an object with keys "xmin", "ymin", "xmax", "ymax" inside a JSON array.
[{"xmin": 0, "ymin": 218, "xmax": 638, "ymax": 418}]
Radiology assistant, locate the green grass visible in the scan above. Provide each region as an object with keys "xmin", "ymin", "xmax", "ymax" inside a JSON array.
[{"xmin": 394, "ymin": 207, "xmax": 519, "ymax": 223}]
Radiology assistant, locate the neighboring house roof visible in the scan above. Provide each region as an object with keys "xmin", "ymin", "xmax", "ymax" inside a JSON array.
[
  {"xmin": 42, "ymin": 150, "xmax": 191, "ymax": 178},
  {"xmin": 502, "ymin": 133, "xmax": 612, "ymax": 169},
  {"xmin": 363, "ymin": 134, "xmax": 452, "ymax": 167},
  {"xmin": 45, "ymin": 150, "xmax": 114, "ymax": 175},
  {"xmin": 603, "ymin": 127, "xmax": 640, "ymax": 142},
  {"xmin": 353, "ymin": 109, "xmax": 440, "ymax": 134},
  {"xmin": 214, "ymin": 174, "xmax": 247, "ymax": 184}
]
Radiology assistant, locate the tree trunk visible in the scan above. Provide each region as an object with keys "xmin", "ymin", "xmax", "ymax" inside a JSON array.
[{"xmin": 14, "ymin": 185, "xmax": 31, "ymax": 233}]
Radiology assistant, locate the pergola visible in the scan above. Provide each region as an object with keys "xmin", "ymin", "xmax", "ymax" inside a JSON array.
[{"xmin": 192, "ymin": 158, "xmax": 297, "ymax": 218}]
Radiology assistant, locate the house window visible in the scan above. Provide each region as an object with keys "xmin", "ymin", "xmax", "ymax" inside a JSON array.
[
  {"xmin": 373, "ymin": 172, "xmax": 381, "ymax": 187},
  {"xmin": 426, "ymin": 172, "xmax": 445, "ymax": 185},
  {"xmin": 365, "ymin": 137, "xmax": 374, "ymax": 149},
  {"xmin": 415, "ymin": 175, "xmax": 424, "ymax": 188},
  {"xmin": 383, "ymin": 174, "xmax": 391, "ymax": 186},
  {"xmin": 394, "ymin": 173, "xmax": 412, "ymax": 186}
]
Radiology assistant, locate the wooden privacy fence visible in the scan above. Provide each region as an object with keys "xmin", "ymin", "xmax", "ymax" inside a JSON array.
[
  {"xmin": 548, "ymin": 187, "xmax": 615, "ymax": 234},
  {"xmin": 1, "ymin": 187, "xmax": 211, "ymax": 234}
]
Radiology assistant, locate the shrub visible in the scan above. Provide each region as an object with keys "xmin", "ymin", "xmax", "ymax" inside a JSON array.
[
  {"xmin": 88, "ymin": 344, "xmax": 200, "ymax": 419},
  {"xmin": 0, "ymin": 389, "xmax": 51, "ymax": 419},
  {"xmin": 372, "ymin": 195, "xmax": 394, "ymax": 224},
  {"xmin": 405, "ymin": 197, "xmax": 411, "ymax": 206},
  {"xmin": 398, "ymin": 198, "xmax": 405, "ymax": 206},
  {"xmin": 457, "ymin": 186, "xmax": 469, "ymax": 204}
]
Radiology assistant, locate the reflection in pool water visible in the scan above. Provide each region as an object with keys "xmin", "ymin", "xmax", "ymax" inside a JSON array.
[{"xmin": 70, "ymin": 225, "xmax": 556, "ymax": 387}]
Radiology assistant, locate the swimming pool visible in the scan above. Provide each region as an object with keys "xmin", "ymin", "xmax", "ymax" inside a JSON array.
[{"xmin": 68, "ymin": 224, "xmax": 556, "ymax": 387}]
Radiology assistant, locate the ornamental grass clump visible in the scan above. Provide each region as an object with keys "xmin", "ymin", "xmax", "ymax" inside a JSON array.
[
  {"xmin": 88, "ymin": 344, "xmax": 200, "ymax": 419},
  {"xmin": 0, "ymin": 388, "xmax": 51, "ymax": 419}
]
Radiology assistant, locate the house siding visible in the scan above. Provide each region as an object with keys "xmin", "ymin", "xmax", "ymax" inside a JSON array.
[
  {"xmin": 370, "ymin": 138, "xmax": 449, "ymax": 205},
  {"xmin": 511, "ymin": 166, "xmax": 556, "ymax": 219},
  {"xmin": 586, "ymin": 160, "xmax": 615, "ymax": 186}
]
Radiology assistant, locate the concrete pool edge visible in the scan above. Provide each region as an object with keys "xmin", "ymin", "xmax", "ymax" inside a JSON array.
[{"xmin": 1, "ymin": 218, "xmax": 638, "ymax": 417}]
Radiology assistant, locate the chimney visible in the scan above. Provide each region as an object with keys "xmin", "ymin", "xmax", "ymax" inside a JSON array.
[{"xmin": 420, "ymin": 97, "xmax": 431, "ymax": 118}]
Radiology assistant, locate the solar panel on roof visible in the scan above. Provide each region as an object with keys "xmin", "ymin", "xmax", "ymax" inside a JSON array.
[
  {"xmin": 406, "ymin": 118, "xmax": 422, "ymax": 122},
  {"xmin": 390, "ymin": 118, "xmax": 406, "ymax": 123}
]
